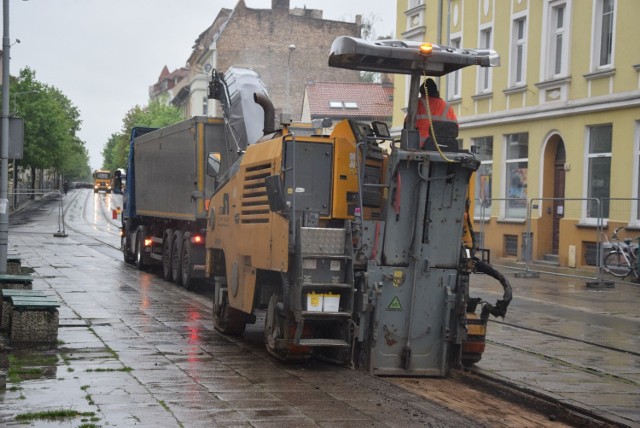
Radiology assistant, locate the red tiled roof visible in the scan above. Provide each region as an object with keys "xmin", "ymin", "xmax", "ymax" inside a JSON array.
[{"xmin": 306, "ymin": 81, "xmax": 393, "ymax": 118}]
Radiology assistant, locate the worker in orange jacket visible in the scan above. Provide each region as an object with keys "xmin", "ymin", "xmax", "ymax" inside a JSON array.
[{"xmin": 415, "ymin": 78, "xmax": 458, "ymax": 148}]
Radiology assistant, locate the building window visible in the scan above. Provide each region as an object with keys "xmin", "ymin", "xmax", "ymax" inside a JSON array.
[
  {"xmin": 593, "ymin": 0, "xmax": 615, "ymax": 69},
  {"xmin": 510, "ymin": 17, "xmax": 527, "ymax": 86},
  {"xmin": 546, "ymin": 1, "xmax": 569, "ymax": 78},
  {"xmin": 505, "ymin": 133, "xmax": 528, "ymax": 219},
  {"xmin": 636, "ymin": 121, "xmax": 640, "ymax": 223},
  {"xmin": 409, "ymin": 0, "xmax": 424, "ymax": 8},
  {"xmin": 586, "ymin": 124, "xmax": 612, "ymax": 219},
  {"xmin": 448, "ymin": 37, "xmax": 462, "ymax": 98},
  {"xmin": 329, "ymin": 101, "xmax": 343, "ymax": 108},
  {"xmin": 478, "ymin": 27, "xmax": 493, "ymax": 93},
  {"xmin": 473, "ymin": 137, "xmax": 493, "ymax": 218}
]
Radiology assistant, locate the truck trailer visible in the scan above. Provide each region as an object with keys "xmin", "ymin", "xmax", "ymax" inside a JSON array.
[{"xmin": 121, "ymin": 68, "xmax": 269, "ymax": 290}]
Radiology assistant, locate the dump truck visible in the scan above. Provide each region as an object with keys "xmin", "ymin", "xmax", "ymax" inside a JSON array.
[
  {"xmin": 204, "ymin": 37, "xmax": 512, "ymax": 376},
  {"xmin": 120, "ymin": 68, "xmax": 272, "ymax": 289},
  {"xmin": 92, "ymin": 170, "xmax": 112, "ymax": 194}
]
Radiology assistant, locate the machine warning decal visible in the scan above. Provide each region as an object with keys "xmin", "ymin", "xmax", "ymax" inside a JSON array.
[{"xmin": 387, "ymin": 296, "xmax": 403, "ymax": 311}]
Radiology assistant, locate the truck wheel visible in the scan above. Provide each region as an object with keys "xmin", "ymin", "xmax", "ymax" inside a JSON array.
[
  {"xmin": 162, "ymin": 229, "xmax": 174, "ymax": 281},
  {"xmin": 122, "ymin": 235, "xmax": 135, "ymax": 264},
  {"xmin": 264, "ymin": 275, "xmax": 310, "ymax": 362},
  {"xmin": 181, "ymin": 235, "xmax": 196, "ymax": 290},
  {"xmin": 135, "ymin": 228, "xmax": 146, "ymax": 270},
  {"xmin": 171, "ymin": 231, "xmax": 184, "ymax": 286},
  {"xmin": 213, "ymin": 282, "xmax": 247, "ymax": 336},
  {"xmin": 264, "ymin": 294, "xmax": 287, "ymax": 359}
]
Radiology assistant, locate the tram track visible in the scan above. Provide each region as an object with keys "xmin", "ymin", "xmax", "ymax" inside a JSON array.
[
  {"xmin": 494, "ymin": 318, "xmax": 640, "ymax": 358},
  {"xmin": 62, "ymin": 189, "xmax": 123, "ymax": 251}
]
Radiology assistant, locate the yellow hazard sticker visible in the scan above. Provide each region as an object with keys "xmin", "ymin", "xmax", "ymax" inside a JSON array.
[{"xmin": 387, "ymin": 295, "xmax": 403, "ymax": 311}]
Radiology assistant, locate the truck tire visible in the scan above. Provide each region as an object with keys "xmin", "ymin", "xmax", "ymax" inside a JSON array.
[
  {"xmin": 171, "ymin": 231, "xmax": 184, "ymax": 286},
  {"xmin": 181, "ymin": 234, "xmax": 196, "ymax": 290},
  {"xmin": 213, "ymin": 282, "xmax": 247, "ymax": 336},
  {"xmin": 135, "ymin": 227, "xmax": 147, "ymax": 270},
  {"xmin": 122, "ymin": 235, "xmax": 136, "ymax": 264},
  {"xmin": 162, "ymin": 229, "xmax": 174, "ymax": 281}
]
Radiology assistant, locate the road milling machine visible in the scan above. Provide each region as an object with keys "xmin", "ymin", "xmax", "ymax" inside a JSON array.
[{"xmin": 205, "ymin": 36, "xmax": 511, "ymax": 376}]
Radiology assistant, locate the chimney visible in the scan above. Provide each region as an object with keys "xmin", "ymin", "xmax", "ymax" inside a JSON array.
[{"xmin": 272, "ymin": 0, "xmax": 289, "ymax": 12}]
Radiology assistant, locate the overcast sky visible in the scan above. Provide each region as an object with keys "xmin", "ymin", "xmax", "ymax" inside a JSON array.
[{"xmin": 7, "ymin": 1, "xmax": 397, "ymax": 171}]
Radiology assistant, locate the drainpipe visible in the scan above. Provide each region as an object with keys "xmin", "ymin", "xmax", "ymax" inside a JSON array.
[{"xmin": 436, "ymin": 0, "xmax": 443, "ymax": 88}]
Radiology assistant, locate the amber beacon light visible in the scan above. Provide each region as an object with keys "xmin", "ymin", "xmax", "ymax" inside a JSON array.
[{"xmin": 419, "ymin": 43, "xmax": 433, "ymax": 55}]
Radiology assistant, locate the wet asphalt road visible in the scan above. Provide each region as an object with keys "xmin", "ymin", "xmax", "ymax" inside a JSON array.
[{"xmin": 0, "ymin": 189, "xmax": 481, "ymax": 427}]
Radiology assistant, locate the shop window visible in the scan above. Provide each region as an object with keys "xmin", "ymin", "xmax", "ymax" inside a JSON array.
[{"xmin": 505, "ymin": 133, "xmax": 528, "ymax": 218}]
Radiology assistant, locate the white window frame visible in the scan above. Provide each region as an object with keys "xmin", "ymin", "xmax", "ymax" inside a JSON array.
[
  {"xmin": 403, "ymin": 35, "xmax": 424, "ymax": 113},
  {"xmin": 448, "ymin": 36, "xmax": 463, "ymax": 99},
  {"xmin": 509, "ymin": 14, "xmax": 528, "ymax": 87},
  {"xmin": 477, "ymin": 25, "xmax": 493, "ymax": 93},
  {"xmin": 583, "ymin": 124, "xmax": 612, "ymax": 222},
  {"xmin": 503, "ymin": 133, "xmax": 529, "ymax": 220},
  {"xmin": 409, "ymin": 0, "xmax": 424, "ymax": 8},
  {"xmin": 473, "ymin": 137, "xmax": 493, "ymax": 220},
  {"xmin": 202, "ymin": 97, "xmax": 209, "ymax": 116},
  {"xmin": 542, "ymin": 0, "xmax": 572, "ymax": 80},
  {"xmin": 591, "ymin": 0, "xmax": 616, "ymax": 71},
  {"xmin": 632, "ymin": 121, "xmax": 640, "ymax": 226}
]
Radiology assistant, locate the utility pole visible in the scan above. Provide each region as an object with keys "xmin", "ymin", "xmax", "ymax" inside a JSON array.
[{"xmin": 1, "ymin": 0, "xmax": 11, "ymax": 273}]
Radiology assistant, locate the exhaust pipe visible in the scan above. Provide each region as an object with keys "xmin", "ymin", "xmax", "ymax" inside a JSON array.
[{"xmin": 253, "ymin": 92, "xmax": 276, "ymax": 135}]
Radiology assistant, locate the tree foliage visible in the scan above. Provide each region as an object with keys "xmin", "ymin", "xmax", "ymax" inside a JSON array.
[
  {"xmin": 101, "ymin": 99, "xmax": 183, "ymax": 171},
  {"xmin": 359, "ymin": 15, "xmax": 392, "ymax": 84},
  {"xmin": 10, "ymin": 68, "xmax": 91, "ymax": 182}
]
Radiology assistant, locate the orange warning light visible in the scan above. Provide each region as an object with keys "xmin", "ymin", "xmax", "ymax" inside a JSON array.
[{"xmin": 419, "ymin": 43, "xmax": 433, "ymax": 55}]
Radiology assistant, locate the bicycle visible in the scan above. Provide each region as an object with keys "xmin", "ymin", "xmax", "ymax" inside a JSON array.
[{"xmin": 602, "ymin": 226, "xmax": 640, "ymax": 279}]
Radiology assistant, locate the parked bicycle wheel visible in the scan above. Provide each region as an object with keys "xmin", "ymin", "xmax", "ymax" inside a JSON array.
[{"xmin": 603, "ymin": 251, "xmax": 631, "ymax": 278}]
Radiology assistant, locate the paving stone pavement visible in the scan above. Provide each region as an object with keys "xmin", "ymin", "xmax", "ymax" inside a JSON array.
[{"xmin": 0, "ymin": 230, "xmax": 480, "ymax": 427}]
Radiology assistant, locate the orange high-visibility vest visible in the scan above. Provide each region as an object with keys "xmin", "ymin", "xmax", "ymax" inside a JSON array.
[{"xmin": 415, "ymin": 97, "xmax": 457, "ymax": 139}]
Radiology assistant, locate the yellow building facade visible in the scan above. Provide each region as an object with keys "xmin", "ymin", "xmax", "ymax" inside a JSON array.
[{"xmin": 393, "ymin": 0, "xmax": 640, "ymax": 269}]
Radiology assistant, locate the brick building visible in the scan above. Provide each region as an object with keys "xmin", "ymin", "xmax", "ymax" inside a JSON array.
[
  {"xmin": 148, "ymin": 66, "xmax": 189, "ymax": 103},
  {"xmin": 151, "ymin": 0, "xmax": 361, "ymax": 123}
]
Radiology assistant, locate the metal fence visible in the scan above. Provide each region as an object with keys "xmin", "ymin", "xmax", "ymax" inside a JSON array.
[
  {"xmin": 8, "ymin": 190, "xmax": 67, "ymax": 237},
  {"xmin": 474, "ymin": 197, "xmax": 640, "ymax": 282}
]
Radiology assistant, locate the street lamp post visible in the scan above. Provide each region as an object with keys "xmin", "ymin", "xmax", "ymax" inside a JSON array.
[
  {"xmin": 285, "ymin": 44, "xmax": 296, "ymax": 122},
  {"xmin": 1, "ymin": 0, "xmax": 12, "ymax": 274}
]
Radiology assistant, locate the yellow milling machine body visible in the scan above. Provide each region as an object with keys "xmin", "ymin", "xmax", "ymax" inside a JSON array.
[{"xmin": 204, "ymin": 37, "xmax": 512, "ymax": 374}]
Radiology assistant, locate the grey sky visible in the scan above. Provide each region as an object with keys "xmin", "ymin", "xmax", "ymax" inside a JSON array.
[{"xmin": 8, "ymin": 1, "xmax": 396, "ymax": 171}]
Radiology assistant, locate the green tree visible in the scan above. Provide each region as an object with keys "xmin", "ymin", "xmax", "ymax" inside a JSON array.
[
  {"xmin": 102, "ymin": 98, "xmax": 182, "ymax": 170},
  {"xmin": 10, "ymin": 67, "xmax": 89, "ymax": 188}
]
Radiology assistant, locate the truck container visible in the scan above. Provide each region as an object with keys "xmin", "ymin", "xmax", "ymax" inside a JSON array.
[{"xmin": 121, "ymin": 116, "xmax": 238, "ymax": 289}]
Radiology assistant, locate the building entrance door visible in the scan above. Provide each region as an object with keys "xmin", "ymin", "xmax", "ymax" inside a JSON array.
[{"xmin": 552, "ymin": 142, "xmax": 566, "ymax": 254}]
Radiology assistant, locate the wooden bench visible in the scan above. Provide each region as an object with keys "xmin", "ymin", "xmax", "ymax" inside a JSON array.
[
  {"xmin": 0, "ymin": 290, "xmax": 60, "ymax": 344},
  {"xmin": 0, "ymin": 274, "xmax": 33, "ymax": 290}
]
